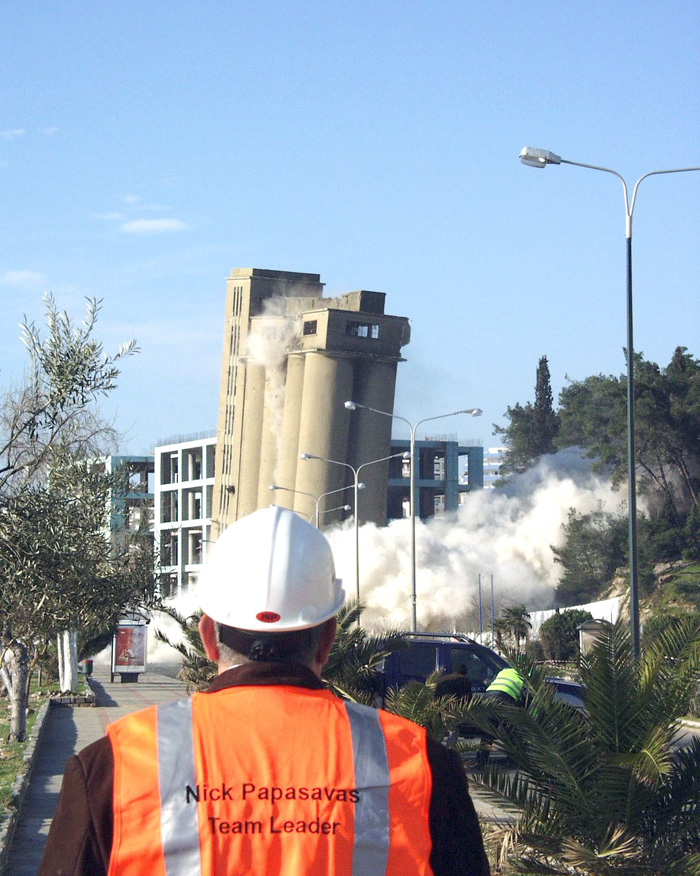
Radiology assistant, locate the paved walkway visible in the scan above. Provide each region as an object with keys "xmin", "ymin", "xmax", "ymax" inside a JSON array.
[{"xmin": 5, "ymin": 663, "xmax": 188, "ymax": 876}]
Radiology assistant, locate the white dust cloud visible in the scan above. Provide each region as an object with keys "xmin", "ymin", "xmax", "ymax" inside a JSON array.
[{"xmin": 326, "ymin": 448, "xmax": 628, "ymax": 630}]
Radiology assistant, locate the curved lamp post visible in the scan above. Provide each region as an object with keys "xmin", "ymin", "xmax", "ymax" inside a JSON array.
[
  {"xmin": 520, "ymin": 147, "xmax": 700, "ymax": 659},
  {"xmin": 344, "ymin": 402, "xmax": 482, "ymax": 631},
  {"xmin": 300, "ymin": 450, "xmax": 407, "ymax": 608},
  {"xmin": 268, "ymin": 483, "xmax": 351, "ymax": 527},
  {"xmin": 319, "ymin": 503, "xmax": 352, "ymax": 521}
]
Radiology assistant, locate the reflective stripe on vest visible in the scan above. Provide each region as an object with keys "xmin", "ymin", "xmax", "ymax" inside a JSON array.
[
  {"xmin": 486, "ymin": 668, "xmax": 524, "ymax": 701},
  {"xmin": 344, "ymin": 701, "xmax": 390, "ymax": 876},
  {"xmin": 156, "ymin": 699, "xmax": 200, "ymax": 876}
]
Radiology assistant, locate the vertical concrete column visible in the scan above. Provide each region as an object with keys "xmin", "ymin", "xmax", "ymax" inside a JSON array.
[
  {"xmin": 349, "ymin": 360, "xmax": 398, "ymax": 525},
  {"xmin": 257, "ymin": 365, "xmax": 288, "ymax": 509},
  {"xmin": 444, "ymin": 444, "xmax": 459, "ymax": 512},
  {"xmin": 295, "ymin": 353, "xmax": 354, "ymax": 522},
  {"xmin": 274, "ymin": 354, "xmax": 306, "ymax": 510},
  {"xmin": 237, "ymin": 361, "xmax": 266, "ymax": 518}
]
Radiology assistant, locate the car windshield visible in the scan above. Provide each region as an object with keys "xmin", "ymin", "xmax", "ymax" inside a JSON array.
[
  {"xmin": 449, "ymin": 646, "xmax": 505, "ymax": 684},
  {"xmin": 397, "ymin": 644, "xmax": 438, "ymax": 678}
]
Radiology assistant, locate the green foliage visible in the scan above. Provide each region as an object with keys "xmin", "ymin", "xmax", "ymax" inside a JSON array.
[
  {"xmin": 497, "ymin": 348, "xmax": 700, "ymax": 592},
  {"xmin": 0, "ymin": 295, "xmax": 140, "ymax": 736},
  {"xmin": 463, "ymin": 618, "xmax": 700, "ymax": 874},
  {"xmin": 643, "ymin": 610, "xmax": 700, "ymax": 651},
  {"xmin": 641, "ymin": 502, "xmax": 688, "ymax": 562},
  {"xmin": 495, "ymin": 356, "xmax": 560, "ymax": 477},
  {"xmin": 0, "ymin": 297, "xmax": 145, "ymax": 646},
  {"xmin": 0, "ymin": 454, "xmax": 157, "ymax": 643},
  {"xmin": 552, "ymin": 506, "xmax": 630, "ymax": 605},
  {"xmin": 322, "ymin": 601, "xmax": 405, "ymax": 703},
  {"xmin": 539, "ymin": 609, "xmax": 593, "ymax": 662},
  {"xmin": 383, "ymin": 673, "xmax": 465, "ymax": 741},
  {"xmin": 1, "ymin": 295, "xmax": 137, "ymax": 497},
  {"xmin": 558, "ymin": 347, "xmax": 700, "ymax": 520},
  {"xmin": 683, "ymin": 507, "xmax": 700, "ymax": 561}
]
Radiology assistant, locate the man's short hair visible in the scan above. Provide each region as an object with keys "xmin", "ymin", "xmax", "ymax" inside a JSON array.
[{"xmin": 215, "ymin": 622, "xmax": 326, "ymax": 667}]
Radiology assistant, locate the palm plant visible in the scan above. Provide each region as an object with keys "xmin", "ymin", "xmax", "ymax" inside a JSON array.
[
  {"xmin": 462, "ymin": 618, "xmax": 700, "ymax": 875},
  {"xmin": 322, "ymin": 600, "xmax": 405, "ymax": 702},
  {"xmin": 500, "ymin": 605, "xmax": 532, "ymax": 653},
  {"xmin": 153, "ymin": 603, "xmax": 216, "ymax": 691},
  {"xmin": 382, "ymin": 672, "xmax": 478, "ymax": 749}
]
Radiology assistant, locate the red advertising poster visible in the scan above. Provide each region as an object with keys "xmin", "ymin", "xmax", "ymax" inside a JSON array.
[{"xmin": 113, "ymin": 624, "xmax": 147, "ymax": 673}]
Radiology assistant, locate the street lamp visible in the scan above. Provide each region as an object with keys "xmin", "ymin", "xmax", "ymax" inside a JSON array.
[
  {"xmin": 319, "ymin": 504, "xmax": 352, "ymax": 521},
  {"xmin": 300, "ymin": 451, "xmax": 407, "ymax": 608},
  {"xmin": 344, "ymin": 401, "xmax": 482, "ymax": 631},
  {"xmin": 520, "ymin": 146, "xmax": 700, "ymax": 659},
  {"xmin": 268, "ymin": 483, "xmax": 350, "ymax": 527}
]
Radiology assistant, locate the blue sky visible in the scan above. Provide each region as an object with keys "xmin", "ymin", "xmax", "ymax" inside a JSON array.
[{"xmin": 1, "ymin": 1, "xmax": 698, "ymax": 455}]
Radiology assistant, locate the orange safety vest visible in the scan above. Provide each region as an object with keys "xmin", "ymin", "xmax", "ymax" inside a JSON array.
[{"xmin": 107, "ymin": 685, "xmax": 435, "ymax": 876}]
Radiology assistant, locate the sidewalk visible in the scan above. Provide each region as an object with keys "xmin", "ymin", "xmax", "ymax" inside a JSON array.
[{"xmin": 4, "ymin": 662, "xmax": 188, "ymax": 876}]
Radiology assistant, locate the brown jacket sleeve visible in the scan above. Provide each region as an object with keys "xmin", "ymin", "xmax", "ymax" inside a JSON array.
[
  {"xmin": 38, "ymin": 737, "xmax": 113, "ymax": 876},
  {"xmin": 427, "ymin": 738, "xmax": 491, "ymax": 876}
]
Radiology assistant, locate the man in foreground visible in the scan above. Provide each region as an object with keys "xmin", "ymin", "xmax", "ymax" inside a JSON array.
[{"xmin": 40, "ymin": 506, "xmax": 490, "ymax": 875}]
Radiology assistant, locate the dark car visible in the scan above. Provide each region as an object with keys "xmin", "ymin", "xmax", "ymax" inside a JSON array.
[{"xmin": 376, "ymin": 631, "xmax": 585, "ymax": 707}]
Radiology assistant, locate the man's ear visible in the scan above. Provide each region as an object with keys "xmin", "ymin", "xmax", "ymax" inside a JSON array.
[{"xmin": 198, "ymin": 614, "xmax": 220, "ymax": 663}]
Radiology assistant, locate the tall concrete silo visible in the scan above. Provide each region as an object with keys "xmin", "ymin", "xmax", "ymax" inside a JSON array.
[{"xmin": 213, "ymin": 269, "xmax": 410, "ymax": 534}]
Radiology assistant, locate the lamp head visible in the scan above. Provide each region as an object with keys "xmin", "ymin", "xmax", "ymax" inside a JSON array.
[
  {"xmin": 344, "ymin": 400, "xmax": 357, "ymax": 411},
  {"xmin": 519, "ymin": 147, "xmax": 562, "ymax": 168}
]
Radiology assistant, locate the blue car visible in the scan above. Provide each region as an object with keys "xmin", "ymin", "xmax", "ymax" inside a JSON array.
[{"xmin": 376, "ymin": 631, "xmax": 585, "ymax": 706}]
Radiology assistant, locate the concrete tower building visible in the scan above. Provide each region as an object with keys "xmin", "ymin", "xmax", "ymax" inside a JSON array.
[{"xmin": 213, "ymin": 268, "xmax": 410, "ymax": 532}]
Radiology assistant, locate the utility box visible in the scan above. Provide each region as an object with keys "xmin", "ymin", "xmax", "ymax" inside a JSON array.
[{"xmin": 578, "ymin": 619, "xmax": 609, "ymax": 657}]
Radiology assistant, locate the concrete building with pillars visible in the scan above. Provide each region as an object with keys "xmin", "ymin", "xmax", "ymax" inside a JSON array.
[
  {"xmin": 213, "ymin": 268, "xmax": 410, "ymax": 532},
  {"xmin": 154, "ymin": 433, "xmax": 216, "ymax": 596},
  {"xmin": 386, "ymin": 438, "xmax": 484, "ymax": 520}
]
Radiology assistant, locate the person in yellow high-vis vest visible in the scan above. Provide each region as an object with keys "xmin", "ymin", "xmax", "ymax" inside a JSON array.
[
  {"xmin": 484, "ymin": 668, "xmax": 525, "ymax": 704},
  {"xmin": 40, "ymin": 507, "xmax": 490, "ymax": 876},
  {"xmin": 476, "ymin": 668, "xmax": 526, "ymax": 767}
]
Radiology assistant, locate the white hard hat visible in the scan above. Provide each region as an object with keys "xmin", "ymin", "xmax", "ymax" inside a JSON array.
[{"xmin": 197, "ymin": 506, "xmax": 345, "ymax": 632}]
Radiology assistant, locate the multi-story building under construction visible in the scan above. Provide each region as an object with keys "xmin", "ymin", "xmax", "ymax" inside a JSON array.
[{"xmin": 213, "ymin": 268, "xmax": 410, "ymax": 532}]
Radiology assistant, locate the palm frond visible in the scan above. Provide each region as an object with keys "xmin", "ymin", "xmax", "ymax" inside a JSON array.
[
  {"xmin": 152, "ymin": 604, "xmax": 216, "ymax": 691},
  {"xmin": 463, "ymin": 618, "xmax": 700, "ymax": 874},
  {"xmin": 323, "ymin": 600, "xmax": 405, "ymax": 702}
]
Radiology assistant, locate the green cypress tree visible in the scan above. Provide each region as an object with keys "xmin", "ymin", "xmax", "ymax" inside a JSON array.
[
  {"xmin": 532, "ymin": 355, "xmax": 559, "ymax": 455},
  {"xmin": 495, "ymin": 355, "xmax": 560, "ymax": 476}
]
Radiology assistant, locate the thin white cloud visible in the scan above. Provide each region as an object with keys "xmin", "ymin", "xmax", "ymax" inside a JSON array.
[
  {"xmin": 121, "ymin": 219, "xmax": 189, "ymax": 234},
  {"xmin": 39, "ymin": 127, "xmax": 59, "ymax": 136},
  {"xmin": 1, "ymin": 269, "xmax": 46, "ymax": 288},
  {"xmin": 92, "ymin": 211, "xmax": 125, "ymax": 221},
  {"xmin": 1, "ymin": 129, "xmax": 26, "ymax": 140},
  {"xmin": 123, "ymin": 194, "xmax": 141, "ymax": 204}
]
